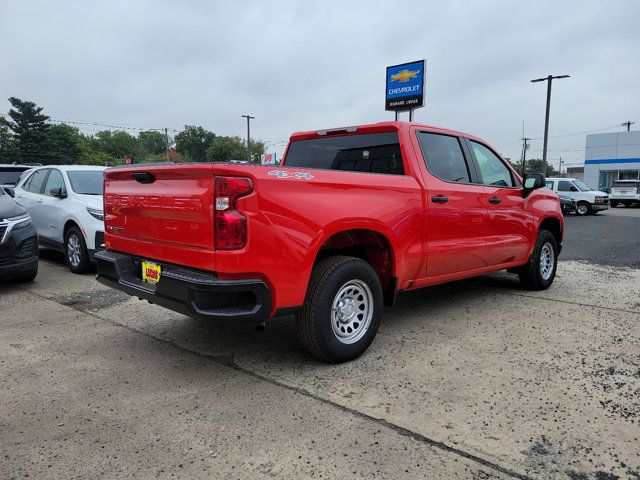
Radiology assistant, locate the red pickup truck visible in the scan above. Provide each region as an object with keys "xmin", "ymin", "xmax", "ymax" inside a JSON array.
[{"xmin": 96, "ymin": 122, "xmax": 563, "ymax": 362}]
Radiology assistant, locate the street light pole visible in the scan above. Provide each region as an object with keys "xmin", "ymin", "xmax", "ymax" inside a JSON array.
[
  {"xmin": 241, "ymin": 115, "xmax": 255, "ymax": 162},
  {"xmin": 531, "ymin": 74, "xmax": 570, "ymax": 165}
]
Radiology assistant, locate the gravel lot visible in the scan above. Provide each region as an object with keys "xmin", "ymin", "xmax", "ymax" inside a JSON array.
[{"xmin": 2, "ymin": 208, "xmax": 639, "ymax": 479}]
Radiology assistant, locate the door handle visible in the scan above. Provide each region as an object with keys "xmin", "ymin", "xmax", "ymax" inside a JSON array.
[
  {"xmin": 37, "ymin": 199, "xmax": 44, "ymax": 203},
  {"xmin": 488, "ymin": 197, "xmax": 502, "ymax": 205},
  {"xmin": 132, "ymin": 172, "xmax": 156, "ymax": 184},
  {"xmin": 431, "ymin": 195, "xmax": 449, "ymax": 204}
]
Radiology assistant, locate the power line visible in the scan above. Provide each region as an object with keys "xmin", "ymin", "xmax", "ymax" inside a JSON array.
[{"xmin": 49, "ymin": 117, "xmax": 180, "ymax": 133}]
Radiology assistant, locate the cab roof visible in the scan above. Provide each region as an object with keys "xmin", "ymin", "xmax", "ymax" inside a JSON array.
[{"xmin": 289, "ymin": 121, "xmax": 486, "ymax": 143}]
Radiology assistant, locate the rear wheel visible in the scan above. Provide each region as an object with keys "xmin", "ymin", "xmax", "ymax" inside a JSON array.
[
  {"xmin": 64, "ymin": 226, "xmax": 91, "ymax": 274},
  {"xmin": 610, "ymin": 201, "xmax": 618, "ymax": 208},
  {"xmin": 296, "ymin": 256, "xmax": 382, "ymax": 363},
  {"xmin": 576, "ymin": 202, "xmax": 591, "ymax": 216},
  {"xmin": 518, "ymin": 230, "xmax": 558, "ymax": 291}
]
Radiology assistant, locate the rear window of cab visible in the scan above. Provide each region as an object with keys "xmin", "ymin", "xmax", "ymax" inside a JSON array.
[{"xmin": 284, "ymin": 132, "xmax": 405, "ymax": 175}]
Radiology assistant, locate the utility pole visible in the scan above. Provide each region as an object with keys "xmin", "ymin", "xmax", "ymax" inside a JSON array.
[
  {"xmin": 621, "ymin": 121, "xmax": 635, "ymax": 132},
  {"xmin": 531, "ymin": 74, "xmax": 570, "ymax": 165},
  {"xmin": 241, "ymin": 115, "xmax": 255, "ymax": 162},
  {"xmin": 520, "ymin": 137, "xmax": 530, "ymax": 177},
  {"xmin": 558, "ymin": 156, "xmax": 562, "ymax": 176},
  {"xmin": 164, "ymin": 128, "xmax": 169, "ymax": 161}
]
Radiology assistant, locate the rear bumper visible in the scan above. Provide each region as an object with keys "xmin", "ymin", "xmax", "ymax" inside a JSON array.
[
  {"xmin": 610, "ymin": 196, "xmax": 640, "ymax": 202},
  {"xmin": 94, "ymin": 250, "xmax": 272, "ymax": 321}
]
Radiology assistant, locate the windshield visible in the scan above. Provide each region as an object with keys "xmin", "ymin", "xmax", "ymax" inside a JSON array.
[
  {"xmin": 0, "ymin": 170, "xmax": 25, "ymax": 185},
  {"xmin": 67, "ymin": 170, "xmax": 104, "ymax": 195},
  {"xmin": 573, "ymin": 180, "xmax": 594, "ymax": 192}
]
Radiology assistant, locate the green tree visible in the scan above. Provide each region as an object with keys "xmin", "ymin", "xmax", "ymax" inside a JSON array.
[
  {"xmin": 175, "ymin": 125, "xmax": 215, "ymax": 161},
  {"xmin": 47, "ymin": 123, "xmax": 82, "ymax": 164},
  {"xmin": 6, "ymin": 97, "xmax": 50, "ymax": 164},
  {"xmin": 206, "ymin": 136, "xmax": 247, "ymax": 162},
  {"xmin": 516, "ymin": 158, "xmax": 561, "ymax": 177},
  {"xmin": 250, "ymin": 139, "xmax": 266, "ymax": 164},
  {"xmin": 0, "ymin": 115, "xmax": 15, "ymax": 163},
  {"xmin": 94, "ymin": 130, "xmax": 138, "ymax": 160},
  {"xmin": 206, "ymin": 136, "xmax": 266, "ymax": 163},
  {"xmin": 138, "ymin": 130, "xmax": 166, "ymax": 156},
  {"xmin": 76, "ymin": 135, "xmax": 113, "ymax": 166}
]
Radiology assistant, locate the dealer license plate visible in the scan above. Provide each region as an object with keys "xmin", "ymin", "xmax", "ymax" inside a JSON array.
[{"xmin": 142, "ymin": 261, "xmax": 161, "ymax": 284}]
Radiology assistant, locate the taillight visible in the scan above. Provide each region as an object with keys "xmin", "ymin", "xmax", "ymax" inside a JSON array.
[{"xmin": 214, "ymin": 176, "xmax": 253, "ymax": 250}]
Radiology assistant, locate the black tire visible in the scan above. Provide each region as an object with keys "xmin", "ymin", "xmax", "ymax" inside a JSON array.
[
  {"xmin": 610, "ymin": 201, "xmax": 618, "ymax": 208},
  {"xmin": 13, "ymin": 266, "xmax": 38, "ymax": 283},
  {"xmin": 64, "ymin": 226, "xmax": 91, "ymax": 274},
  {"xmin": 576, "ymin": 202, "xmax": 591, "ymax": 216},
  {"xmin": 518, "ymin": 230, "xmax": 558, "ymax": 291},
  {"xmin": 296, "ymin": 256, "xmax": 383, "ymax": 363}
]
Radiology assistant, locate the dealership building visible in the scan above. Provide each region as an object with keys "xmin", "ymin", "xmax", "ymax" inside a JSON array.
[{"xmin": 584, "ymin": 131, "xmax": 640, "ymax": 190}]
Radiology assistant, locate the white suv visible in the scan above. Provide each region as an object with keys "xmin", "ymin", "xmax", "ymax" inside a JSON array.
[
  {"xmin": 14, "ymin": 165, "xmax": 106, "ymax": 273},
  {"xmin": 609, "ymin": 180, "xmax": 640, "ymax": 208},
  {"xmin": 545, "ymin": 177, "xmax": 609, "ymax": 216}
]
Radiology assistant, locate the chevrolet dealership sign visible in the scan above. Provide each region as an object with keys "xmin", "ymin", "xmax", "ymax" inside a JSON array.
[{"xmin": 385, "ymin": 60, "xmax": 425, "ymax": 112}]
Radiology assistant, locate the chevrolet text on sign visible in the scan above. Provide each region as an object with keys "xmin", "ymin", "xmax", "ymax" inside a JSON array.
[{"xmin": 385, "ymin": 60, "xmax": 425, "ymax": 112}]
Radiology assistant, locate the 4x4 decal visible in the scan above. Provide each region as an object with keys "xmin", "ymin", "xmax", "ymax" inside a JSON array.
[{"xmin": 268, "ymin": 170, "xmax": 314, "ymax": 180}]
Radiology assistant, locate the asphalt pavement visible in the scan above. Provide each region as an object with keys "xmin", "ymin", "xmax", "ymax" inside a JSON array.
[
  {"xmin": 562, "ymin": 206, "xmax": 640, "ymax": 268},
  {"xmin": 1, "ymin": 208, "xmax": 640, "ymax": 479}
]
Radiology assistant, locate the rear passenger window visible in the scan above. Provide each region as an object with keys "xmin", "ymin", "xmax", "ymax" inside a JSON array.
[
  {"xmin": 24, "ymin": 169, "xmax": 49, "ymax": 194},
  {"xmin": 416, "ymin": 132, "xmax": 470, "ymax": 183},
  {"xmin": 284, "ymin": 132, "xmax": 404, "ymax": 175},
  {"xmin": 545, "ymin": 181, "xmax": 554, "ymax": 190}
]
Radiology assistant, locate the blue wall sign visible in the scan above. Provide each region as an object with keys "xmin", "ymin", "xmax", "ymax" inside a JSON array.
[{"xmin": 385, "ymin": 60, "xmax": 425, "ymax": 112}]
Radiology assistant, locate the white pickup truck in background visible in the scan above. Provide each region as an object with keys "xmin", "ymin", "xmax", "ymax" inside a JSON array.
[
  {"xmin": 545, "ymin": 177, "xmax": 609, "ymax": 216},
  {"xmin": 609, "ymin": 180, "xmax": 640, "ymax": 208}
]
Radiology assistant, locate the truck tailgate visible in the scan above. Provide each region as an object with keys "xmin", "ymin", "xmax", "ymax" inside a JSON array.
[{"xmin": 103, "ymin": 164, "xmax": 216, "ymax": 271}]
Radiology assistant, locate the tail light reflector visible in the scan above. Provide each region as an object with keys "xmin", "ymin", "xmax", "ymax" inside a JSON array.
[{"xmin": 214, "ymin": 176, "xmax": 253, "ymax": 250}]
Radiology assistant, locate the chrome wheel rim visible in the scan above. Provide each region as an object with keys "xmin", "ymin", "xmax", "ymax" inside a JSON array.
[
  {"xmin": 331, "ymin": 279, "xmax": 373, "ymax": 344},
  {"xmin": 67, "ymin": 234, "xmax": 81, "ymax": 267},
  {"xmin": 577, "ymin": 204, "xmax": 588, "ymax": 215},
  {"xmin": 540, "ymin": 242, "xmax": 554, "ymax": 280}
]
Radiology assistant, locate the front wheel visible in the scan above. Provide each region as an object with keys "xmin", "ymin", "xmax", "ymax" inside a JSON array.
[
  {"xmin": 296, "ymin": 256, "xmax": 383, "ymax": 363},
  {"xmin": 64, "ymin": 226, "xmax": 91, "ymax": 274},
  {"xmin": 518, "ymin": 230, "xmax": 558, "ymax": 290},
  {"xmin": 576, "ymin": 202, "xmax": 591, "ymax": 216}
]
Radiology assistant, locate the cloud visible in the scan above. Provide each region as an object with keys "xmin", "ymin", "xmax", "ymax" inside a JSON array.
[{"xmin": 1, "ymin": 0, "xmax": 639, "ymax": 162}]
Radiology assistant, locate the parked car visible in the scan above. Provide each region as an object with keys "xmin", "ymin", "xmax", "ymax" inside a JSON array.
[
  {"xmin": 14, "ymin": 165, "xmax": 106, "ymax": 273},
  {"xmin": 559, "ymin": 195, "xmax": 577, "ymax": 214},
  {"xmin": 544, "ymin": 177, "xmax": 609, "ymax": 216},
  {"xmin": 0, "ymin": 164, "xmax": 35, "ymax": 195},
  {"xmin": 95, "ymin": 121, "xmax": 564, "ymax": 362},
  {"xmin": 609, "ymin": 180, "xmax": 640, "ymax": 208},
  {"xmin": 0, "ymin": 185, "xmax": 38, "ymax": 281}
]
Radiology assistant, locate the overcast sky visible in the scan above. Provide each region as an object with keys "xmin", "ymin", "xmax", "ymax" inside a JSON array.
[{"xmin": 1, "ymin": 0, "xmax": 639, "ymax": 166}]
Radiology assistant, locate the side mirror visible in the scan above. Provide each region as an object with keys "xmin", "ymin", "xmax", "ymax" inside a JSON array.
[
  {"xmin": 570, "ymin": 185, "xmax": 579, "ymax": 192},
  {"xmin": 523, "ymin": 173, "xmax": 545, "ymax": 191},
  {"xmin": 4, "ymin": 187, "xmax": 15, "ymax": 197},
  {"xmin": 50, "ymin": 187, "xmax": 67, "ymax": 198}
]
